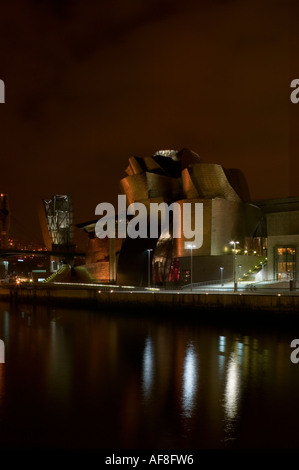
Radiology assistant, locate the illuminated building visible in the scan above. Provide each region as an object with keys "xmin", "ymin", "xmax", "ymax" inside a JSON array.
[
  {"xmin": 255, "ymin": 197, "xmax": 299, "ymax": 281},
  {"xmin": 39, "ymin": 195, "xmax": 74, "ymax": 250},
  {"xmin": 78, "ymin": 149, "xmax": 267, "ymax": 286},
  {"xmin": 38, "ymin": 194, "xmax": 76, "ymax": 273},
  {"xmin": 77, "ymin": 219, "xmax": 123, "ymax": 283}
]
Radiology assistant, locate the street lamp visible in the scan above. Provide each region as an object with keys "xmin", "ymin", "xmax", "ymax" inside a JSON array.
[
  {"xmin": 230, "ymin": 241, "xmax": 239, "ymax": 292},
  {"xmin": 186, "ymin": 244, "xmax": 196, "ymax": 291},
  {"xmin": 147, "ymin": 249, "xmax": 153, "ymax": 288},
  {"xmin": 220, "ymin": 267, "xmax": 224, "ymax": 286}
]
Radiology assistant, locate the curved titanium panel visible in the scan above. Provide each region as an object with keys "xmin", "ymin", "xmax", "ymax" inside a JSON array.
[
  {"xmin": 120, "ymin": 172, "xmax": 182, "ymax": 205},
  {"xmin": 181, "ymin": 168, "xmax": 199, "ymax": 199},
  {"xmin": 189, "ymin": 163, "xmax": 241, "ymax": 202},
  {"xmin": 120, "ymin": 174, "xmax": 148, "ymax": 205},
  {"xmin": 177, "ymin": 147, "xmax": 201, "ymax": 170},
  {"xmin": 125, "ymin": 156, "xmax": 144, "ymax": 176}
]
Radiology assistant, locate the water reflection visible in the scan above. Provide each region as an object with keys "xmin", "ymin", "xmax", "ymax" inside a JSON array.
[
  {"xmin": 223, "ymin": 339, "xmax": 245, "ymax": 441},
  {"xmin": 237, "ymin": 342, "xmax": 243, "ymax": 365},
  {"xmin": 218, "ymin": 335, "xmax": 226, "ymax": 375},
  {"xmin": 142, "ymin": 336, "xmax": 154, "ymax": 399},
  {"xmin": 3, "ymin": 311, "xmax": 9, "ymax": 342},
  {"xmin": 47, "ymin": 318, "xmax": 72, "ymax": 406},
  {"xmin": 182, "ymin": 343, "xmax": 198, "ymax": 418},
  {"xmin": 225, "ymin": 352, "xmax": 240, "ymax": 421},
  {"xmin": 0, "ymin": 303, "xmax": 297, "ymax": 448},
  {"xmin": 0, "ymin": 364, "xmax": 4, "ymax": 411},
  {"xmin": 219, "ymin": 336, "xmax": 226, "ymax": 353}
]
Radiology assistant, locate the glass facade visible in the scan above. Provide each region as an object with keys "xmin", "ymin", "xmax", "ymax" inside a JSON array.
[
  {"xmin": 43, "ymin": 195, "xmax": 73, "ymax": 247},
  {"xmin": 275, "ymin": 246, "xmax": 296, "ymax": 280},
  {"xmin": 168, "ymin": 258, "xmax": 180, "ymax": 282}
]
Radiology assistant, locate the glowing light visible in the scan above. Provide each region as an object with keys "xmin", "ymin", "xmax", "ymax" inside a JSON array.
[
  {"xmin": 230, "ymin": 240, "xmax": 239, "ymax": 250},
  {"xmin": 224, "ymin": 353, "xmax": 240, "ymax": 420},
  {"xmin": 142, "ymin": 337, "xmax": 154, "ymax": 399},
  {"xmin": 53, "ymin": 282, "xmax": 120, "ymax": 288},
  {"xmin": 219, "ymin": 336, "xmax": 226, "ymax": 353},
  {"xmin": 182, "ymin": 343, "xmax": 198, "ymax": 418},
  {"xmin": 3, "ymin": 311, "xmax": 9, "ymax": 341},
  {"xmin": 218, "ymin": 355, "xmax": 225, "ymax": 374}
]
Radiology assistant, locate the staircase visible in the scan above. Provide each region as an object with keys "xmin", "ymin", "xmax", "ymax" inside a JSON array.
[
  {"xmin": 239, "ymin": 258, "xmax": 267, "ymax": 282},
  {"xmin": 44, "ymin": 264, "xmax": 71, "ymax": 283}
]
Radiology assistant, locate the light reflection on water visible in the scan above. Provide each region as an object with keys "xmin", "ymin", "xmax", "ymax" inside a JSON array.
[
  {"xmin": 224, "ymin": 352, "xmax": 240, "ymax": 431},
  {"xmin": 182, "ymin": 343, "xmax": 198, "ymax": 418},
  {"xmin": 0, "ymin": 302, "xmax": 297, "ymax": 448},
  {"xmin": 0, "ymin": 364, "xmax": 4, "ymax": 411},
  {"xmin": 3, "ymin": 311, "xmax": 9, "ymax": 342},
  {"xmin": 225, "ymin": 343, "xmax": 243, "ymax": 416},
  {"xmin": 142, "ymin": 336, "xmax": 154, "ymax": 399},
  {"xmin": 48, "ymin": 319, "xmax": 73, "ymax": 406}
]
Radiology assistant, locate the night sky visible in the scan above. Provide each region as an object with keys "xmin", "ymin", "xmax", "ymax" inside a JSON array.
[{"xmin": 0, "ymin": 0, "xmax": 298, "ymax": 249}]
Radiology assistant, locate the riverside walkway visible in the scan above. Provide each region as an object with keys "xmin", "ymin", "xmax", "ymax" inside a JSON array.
[{"xmin": 0, "ymin": 280, "xmax": 299, "ymax": 327}]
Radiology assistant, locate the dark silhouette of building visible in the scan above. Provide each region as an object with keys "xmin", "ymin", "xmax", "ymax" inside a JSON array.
[{"xmin": 0, "ymin": 193, "xmax": 10, "ymax": 249}]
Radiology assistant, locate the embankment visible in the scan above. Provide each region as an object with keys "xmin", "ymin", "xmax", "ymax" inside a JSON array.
[{"xmin": 1, "ymin": 284, "xmax": 299, "ymax": 327}]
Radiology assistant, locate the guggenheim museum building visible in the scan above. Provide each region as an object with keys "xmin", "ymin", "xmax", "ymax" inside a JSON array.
[{"xmin": 77, "ymin": 148, "xmax": 295, "ymax": 288}]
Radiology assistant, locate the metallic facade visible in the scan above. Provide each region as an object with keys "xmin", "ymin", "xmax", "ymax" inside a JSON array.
[
  {"xmin": 78, "ymin": 219, "xmax": 123, "ymax": 283},
  {"xmin": 117, "ymin": 149, "xmax": 266, "ymax": 285},
  {"xmin": 79, "ymin": 148, "xmax": 266, "ymax": 286}
]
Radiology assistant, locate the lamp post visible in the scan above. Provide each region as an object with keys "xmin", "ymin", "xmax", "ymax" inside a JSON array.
[
  {"xmin": 220, "ymin": 267, "xmax": 224, "ymax": 286},
  {"xmin": 147, "ymin": 249, "xmax": 153, "ymax": 288},
  {"xmin": 230, "ymin": 241, "xmax": 239, "ymax": 292},
  {"xmin": 186, "ymin": 244, "xmax": 196, "ymax": 291}
]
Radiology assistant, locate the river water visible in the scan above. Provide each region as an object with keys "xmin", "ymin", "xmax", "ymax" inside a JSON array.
[{"xmin": 0, "ymin": 301, "xmax": 298, "ymax": 449}]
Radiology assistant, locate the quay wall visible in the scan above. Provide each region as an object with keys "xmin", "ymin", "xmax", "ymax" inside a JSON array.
[{"xmin": 1, "ymin": 285, "xmax": 299, "ymax": 325}]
